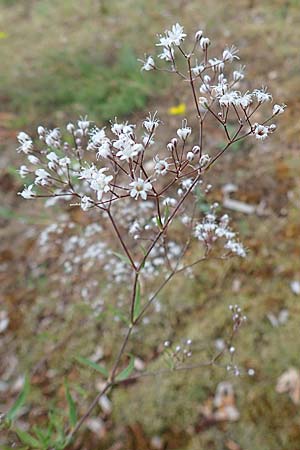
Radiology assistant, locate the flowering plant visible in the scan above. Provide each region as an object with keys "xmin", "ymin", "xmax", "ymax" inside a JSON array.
[{"xmin": 7, "ymin": 23, "xmax": 285, "ymax": 448}]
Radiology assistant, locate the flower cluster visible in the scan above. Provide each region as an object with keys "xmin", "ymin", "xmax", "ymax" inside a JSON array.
[{"xmin": 194, "ymin": 208, "xmax": 246, "ymax": 257}]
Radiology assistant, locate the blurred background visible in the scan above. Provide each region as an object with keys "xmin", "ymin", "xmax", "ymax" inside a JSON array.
[{"xmin": 1, "ymin": 1, "xmax": 300, "ymax": 449}]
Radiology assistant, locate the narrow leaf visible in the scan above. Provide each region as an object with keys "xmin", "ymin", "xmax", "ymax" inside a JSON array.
[
  {"xmin": 111, "ymin": 251, "xmax": 130, "ymax": 265},
  {"xmin": 76, "ymin": 356, "xmax": 108, "ymax": 377},
  {"xmin": 133, "ymin": 281, "xmax": 141, "ymax": 322},
  {"xmin": 116, "ymin": 355, "xmax": 135, "ymax": 382},
  {"xmin": 65, "ymin": 381, "xmax": 77, "ymax": 428},
  {"xmin": 7, "ymin": 374, "xmax": 30, "ymax": 421},
  {"xmin": 16, "ymin": 430, "xmax": 41, "ymax": 448}
]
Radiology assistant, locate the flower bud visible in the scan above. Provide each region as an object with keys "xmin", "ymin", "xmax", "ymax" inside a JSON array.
[
  {"xmin": 187, "ymin": 151, "xmax": 194, "ymax": 161},
  {"xmin": 192, "ymin": 145, "xmax": 200, "ymax": 154},
  {"xmin": 37, "ymin": 126, "xmax": 45, "ymax": 136},
  {"xmin": 199, "ymin": 36, "xmax": 210, "ymax": 50},
  {"xmin": 66, "ymin": 123, "xmax": 75, "ymax": 134},
  {"xmin": 195, "ymin": 30, "xmax": 203, "ymax": 41}
]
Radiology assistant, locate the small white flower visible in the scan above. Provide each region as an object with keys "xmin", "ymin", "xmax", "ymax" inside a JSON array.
[
  {"xmin": 90, "ymin": 168, "xmax": 113, "ymax": 201},
  {"xmin": 154, "ymin": 155, "xmax": 169, "ymax": 175},
  {"xmin": 143, "ymin": 112, "xmax": 160, "ymax": 133},
  {"xmin": 253, "ymin": 88, "xmax": 272, "ymax": 103},
  {"xmin": 167, "ymin": 23, "xmax": 186, "ymax": 46},
  {"xmin": 116, "ymin": 141, "xmax": 143, "ymax": 161},
  {"xmin": 199, "ymin": 36, "xmax": 210, "ymax": 50},
  {"xmin": 290, "ymin": 280, "xmax": 300, "ymax": 295},
  {"xmin": 45, "ymin": 128, "xmax": 61, "ymax": 148},
  {"xmin": 130, "ymin": 178, "xmax": 152, "ymax": 200},
  {"xmin": 192, "ymin": 63, "xmax": 205, "ymax": 76},
  {"xmin": 272, "ymin": 104, "xmax": 286, "ymax": 115},
  {"xmin": 236, "ymin": 92, "xmax": 253, "ymax": 109},
  {"xmin": 177, "ymin": 119, "xmax": 191, "ymax": 141},
  {"xmin": 140, "ymin": 55, "xmax": 155, "ymax": 71},
  {"xmin": 233, "ymin": 66, "xmax": 245, "ymax": 81},
  {"xmin": 158, "ymin": 46, "xmax": 174, "ymax": 61},
  {"xmin": 35, "ymin": 168, "xmax": 51, "ymax": 185},
  {"xmin": 47, "ymin": 151, "xmax": 59, "ymax": 170},
  {"xmin": 253, "ymin": 123, "xmax": 269, "ymax": 140},
  {"xmin": 219, "ymin": 91, "xmax": 239, "ymax": 107},
  {"xmin": 80, "ymin": 195, "xmax": 94, "ymax": 211},
  {"xmin": 78, "ymin": 116, "xmax": 90, "ymax": 134},
  {"xmin": 18, "ymin": 184, "xmax": 36, "ymax": 199},
  {"xmin": 222, "ymin": 45, "xmax": 239, "ymax": 63},
  {"xmin": 18, "ymin": 165, "xmax": 30, "ymax": 178},
  {"xmin": 199, "ymin": 154, "xmax": 211, "ymax": 168},
  {"xmin": 28, "ymin": 155, "xmax": 39, "ymax": 165},
  {"xmin": 17, "ymin": 132, "xmax": 33, "ymax": 154},
  {"xmin": 66, "ymin": 123, "xmax": 75, "ymax": 134}
]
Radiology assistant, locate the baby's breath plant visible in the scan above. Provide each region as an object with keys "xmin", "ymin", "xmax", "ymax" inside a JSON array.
[{"xmin": 7, "ymin": 23, "xmax": 285, "ymax": 448}]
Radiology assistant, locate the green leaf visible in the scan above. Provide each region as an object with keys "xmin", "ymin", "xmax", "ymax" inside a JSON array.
[
  {"xmin": 111, "ymin": 251, "xmax": 130, "ymax": 265},
  {"xmin": 7, "ymin": 374, "xmax": 30, "ymax": 421},
  {"xmin": 133, "ymin": 281, "xmax": 141, "ymax": 322},
  {"xmin": 16, "ymin": 430, "xmax": 41, "ymax": 448},
  {"xmin": 65, "ymin": 381, "xmax": 77, "ymax": 428},
  {"xmin": 116, "ymin": 354, "xmax": 135, "ymax": 382},
  {"xmin": 76, "ymin": 356, "xmax": 108, "ymax": 377}
]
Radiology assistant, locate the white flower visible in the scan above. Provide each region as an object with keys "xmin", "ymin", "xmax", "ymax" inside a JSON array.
[
  {"xmin": 209, "ymin": 58, "xmax": 224, "ymax": 72},
  {"xmin": 158, "ymin": 46, "xmax": 174, "ymax": 61},
  {"xmin": 192, "ymin": 63, "xmax": 205, "ymax": 76},
  {"xmin": 219, "ymin": 91, "xmax": 239, "ymax": 107},
  {"xmin": 35, "ymin": 168, "xmax": 51, "ymax": 185},
  {"xmin": 18, "ymin": 184, "xmax": 36, "ymax": 199},
  {"xmin": 272, "ymin": 104, "xmax": 286, "ymax": 115},
  {"xmin": 222, "ymin": 45, "xmax": 239, "ymax": 63},
  {"xmin": 59, "ymin": 157, "xmax": 71, "ymax": 167},
  {"xmin": 80, "ymin": 196, "xmax": 94, "ymax": 211},
  {"xmin": 233, "ymin": 66, "xmax": 245, "ymax": 81},
  {"xmin": 90, "ymin": 168, "xmax": 113, "ymax": 200},
  {"xmin": 116, "ymin": 140, "xmax": 143, "ymax": 161},
  {"xmin": 253, "ymin": 124, "xmax": 269, "ymax": 140},
  {"xmin": 45, "ymin": 128, "xmax": 61, "ymax": 148},
  {"xmin": 140, "ymin": 55, "xmax": 155, "ymax": 71},
  {"xmin": 130, "ymin": 178, "xmax": 152, "ymax": 200},
  {"xmin": 66, "ymin": 123, "xmax": 75, "ymax": 134},
  {"xmin": 200, "ymin": 154, "xmax": 211, "ymax": 168},
  {"xmin": 17, "ymin": 132, "xmax": 33, "ymax": 154},
  {"xmin": 129, "ymin": 221, "xmax": 141, "ymax": 235},
  {"xmin": 79, "ymin": 165, "xmax": 96, "ymax": 180},
  {"xmin": 225, "ymin": 240, "xmax": 246, "ymax": 257},
  {"xmin": 18, "ymin": 165, "xmax": 30, "ymax": 178},
  {"xmin": 154, "ymin": 155, "xmax": 169, "ymax": 175},
  {"xmin": 177, "ymin": 119, "xmax": 192, "ymax": 141},
  {"xmin": 87, "ymin": 127, "xmax": 111, "ymax": 157},
  {"xmin": 253, "ymin": 88, "xmax": 272, "ymax": 103},
  {"xmin": 199, "ymin": 36, "xmax": 210, "ymax": 50},
  {"xmin": 78, "ymin": 116, "xmax": 90, "ymax": 134},
  {"xmin": 27, "ymin": 155, "xmax": 39, "ymax": 165},
  {"xmin": 143, "ymin": 112, "xmax": 160, "ymax": 133},
  {"xmin": 167, "ymin": 23, "xmax": 186, "ymax": 46},
  {"xmin": 236, "ymin": 92, "xmax": 253, "ymax": 109},
  {"xmin": 47, "ymin": 151, "xmax": 59, "ymax": 170}
]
